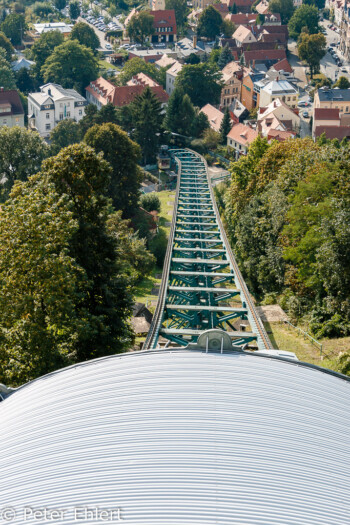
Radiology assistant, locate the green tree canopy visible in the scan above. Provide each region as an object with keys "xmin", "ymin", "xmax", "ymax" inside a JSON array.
[
  {"xmin": 268, "ymin": 0, "xmax": 294, "ymax": 24},
  {"xmin": 0, "ymin": 52, "xmax": 16, "ymax": 90},
  {"xmin": 31, "ymin": 30, "xmax": 64, "ymax": 82},
  {"xmin": 41, "ymin": 39, "xmax": 99, "ymax": 93},
  {"xmin": 175, "ymin": 62, "xmax": 223, "ymax": 107},
  {"xmin": 1, "ymin": 13, "xmax": 26, "ymax": 45},
  {"xmin": 197, "ymin": 5, "xmax": 222, "ymax": 40},
  {"xmin": 15, "ymin": 67, "xmax": 36, "ymax": 94},
  {"xmin": 218, "ymin": 43, "xmax": 233, "ymax": 69},
  {"xmin": 288, "ymin": 4, "xmax": 319, "ymax": 39},
  {"xmin": 49, "ymin": 118, "xmax": 82, "ymax": 155},
  {"xmin": 140, "ymin": 192, "xmax": 161, "ymax": 213},
  {"xmin": 54, "ymin": 0, "xmax": 66, "ymax": 10},
  {"xmin": 84, "ymin": 122, "xmax": 142, "ymax": 216},
  {"xmin": 0, "ymin": 31, "xmax": 14, "ymax": 61},
  {"xmin": 40, "ymin": 144, "xmax": 134, "ymax": 361},
  {"xmin": 221, "ymin": 19, "xmax": 236, "ymax": 38},
  {"xmin": 32, "ymin": 2, "xmax": 53, "ymax": 17},
  {"xmin": 164, "ymin": 88, "xmax": 196, "ymax": 136},
  {"xmin": 297, "ymin": 32, "xmax": 326, "ymax": 77},
  {"xmin": 127, "ymin": 10, "xmax": 154, "ymax": 44},
  {"xmin": 165, "ymin": 0, "xmax": 187, "ymax": 27},
  {"xmin": 0, "ymin": 126, "xmax": 48, "ymax": 201},
  {"xmin": 69, "ymin": 0, "xmax": 80, "ymax": 19},
  {"xmin": 117, "ymin": 56, "xmax": 162, "ymax": 86},
  {"xmin": 130, "ymin": 86, "xmax": 164, "ymax": 165},
  {"xmin": 303, "ymin": 0, "xmax": 325, "ymax": 9},
  {"xmin": 220, "ymin": 106, "xmax": 231, "ymax": 144},
  {"xmin": 70, "ymin": 21, "xmax": 100, "ymax": 52},
  {"xmin": 334, "ymin": 76, "xmax": 350, "ymax": 89}
]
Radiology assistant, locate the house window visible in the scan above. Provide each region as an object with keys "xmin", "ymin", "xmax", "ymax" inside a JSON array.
[
  {"xmin": 3, "ymin": 119, "xmax": 7, "ymax": 124},
  {"xmin": 346, "ymin": 106, "xmax": 349, "ymax": 112},
  {"xmin": 46, "ymin": 113, "xmax": 50, "ymax": 119},
  {"xmin": 46, "ymin": 123, "xmax": 51, "ymax": 130},
  {"xmin": 67, "ymin": 111, "xmax": 71, "ymax": 117},
  {"xmin": 79, "ymin": 109, "xmax": 82, "ymax": 115},
  {"xmin": 59, "ymin": 113, "xmax": 63, "ymax": 120}
]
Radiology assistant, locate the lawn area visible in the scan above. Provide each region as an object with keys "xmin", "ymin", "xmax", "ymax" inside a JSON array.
[
  {"xmin": 265, "ymin": 321, "xmax": 350, "ymax": 374},
  {"xmin": 133, "ymin": 189, "xmax": 175, "ymax": 308},
  {"xmin": 98, "ymin": 59, "xmax": 119, "ymax": 71}
]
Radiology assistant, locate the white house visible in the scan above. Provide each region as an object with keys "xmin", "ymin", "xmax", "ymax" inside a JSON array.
[
  {"xmin": 259, "ymin": 80, "xmax": 298, "ymax": 109},
  {"xmin": 232, "ymin": 25, "xmax": 257, "ymax": 47},
  {"xmin": 33, "ymin": 22, "xmax": 73, "ymax": 35},
  {"xmin": 227, "ymin": 123, "xmax": 259, "ymax": 158},
  {"xmin": 165, "ymin": 60, "xmax": 183, "ymax": 95},
  {"xmin": 28, "ymin": 83, "xmax": 87, "ymax": 138}
]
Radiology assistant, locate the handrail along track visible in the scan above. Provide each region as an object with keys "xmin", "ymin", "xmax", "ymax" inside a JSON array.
[{"xmin": 143, "ymin": 149, "xmax": 272, "ymax": 351}]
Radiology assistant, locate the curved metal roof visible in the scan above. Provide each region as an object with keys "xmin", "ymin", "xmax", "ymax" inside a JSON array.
[{"xmin": 1, "ymin": 350, "xmax": 350, "ymax": 524}]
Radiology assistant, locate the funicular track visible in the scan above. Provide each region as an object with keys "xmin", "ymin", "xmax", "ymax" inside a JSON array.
[{"xmin": 143, "ymin": 149, "xmax": 272, "ymax": 351}]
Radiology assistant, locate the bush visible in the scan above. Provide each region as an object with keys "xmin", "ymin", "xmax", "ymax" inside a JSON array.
[
  {"xmin": 149, "ymin": 228, "xmax": 168, "ymax": 266},
  {"xmin": 140, "ymin": 192, "xmax": 161, "ymax": 213}
]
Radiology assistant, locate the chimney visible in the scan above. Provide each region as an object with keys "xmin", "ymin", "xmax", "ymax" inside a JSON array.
[
  {"xmin": 193, "ymin": 34, "xmax": 197, "ymax": 49},
  {"xmin": 0, "ymin": 87, "xmax": 4, "ymax": 92},
  {"xmin": 48, "ymin": 88, "xmax": 52, "ymax": 96}
]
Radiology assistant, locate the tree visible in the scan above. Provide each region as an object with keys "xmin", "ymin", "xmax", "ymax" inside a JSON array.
[
  {"xmin": 54, "ymin": 0, "xmax": 66, "ymax": 10},
  {"xmin": 288, "ymin": 4, "xmax": 319, "ymax": 39},
  {"xmin": 256, "ymin": 14, "xmax": 265, "ymax": 25},
  {"xmin": 1, "ymin": 13, "xmax": 26, "ymax": 45},
  {"xmin": 140, "ymin": 192, "xmax": 161, "ymax": 213},
  {"xmin": 41, "ymin": 39, "xmax": 99, "ymax": 93},
  {"xmin": 117, "ymin": 57, "xmax": 162, "ymax": 86},
  {"xmin": 0, "ymin": 53, "xmax": 16, "ymax": 90},
  {"xmin": 220, "ymin": 107, "xmax": 231, "ymax": 144},
  {"xmin": 15, "ymin": 67, "xmax": 36, "ymax": 94},
  {"xmin": 40, "ymin": 144, "xmax": 134, "ymax": 361},
  {"xmin": 70, "ymin": 21, "xmax": 100, "ymax": 52},
  {"xmin": 69, "ymin": 0, "xmax": 80, "ymax": 19},
  {"xmin": 0, "ymin": 127, "xmax": 48, "ymax": 201},
  {"xmin": 175, "ymin": 63, "xmax": 223, "ymax": 107},
  {"xmin": 218, "ymin": 43, "xmax": 233, "ymax": 69},
  {"xmin": 231, "ymin": 2, "xmax": 237, "ymax": 13},
  {"xmin": 0, "ymin": 31, "xmax": 14, "ymax": 61},
  {"xmin": 164, "ymin": 88, "xmax": 195, "ymax": 136},
  {"xmin": 303, "ymin": 0, "xmax": 325, "ymax": 9},
  {"xmin": 84, "ymin": 123, "xmax": 142, "ymax": 216},
  {"xmin": 32, "ymin": 2, "xmax": 53, "ymax": 17},
  {"xmin": 165, "ymin": 0, "xmax": 187, "ymax": 28},
  {"xmin": 203, "ymin": 127, "xmax": 221, "ymax": 149},
  {"xmin": 268, "ymin": 0, "xmax": 294, "ymax": 24},
  {"xmin": 197, "ymin": 5, "xmax": 222, "ymax": 40},
  {"xmin": 191, "ymin": 109, "xmax": 210, "ymax": 138},
  {"xmin": 185, "ymin": 52, "xmax": 200, "ymax": 64},
  {"xmin": 127, "ymin": 10, "xmax": 154, "ymax": 44},
  {"xmin": 221, "ymin": 19, "xmax": 235, "ymax": 38},
  {"xmin": 334, "ymin": 76, "xmax": 350, "ymax": 89},
  {"xmin": 0, "ymin": 178, "xmax": 84, "ymax": 385},
  {"xmin": 31, "ymin": 30, "xmax": 64, "ymax": 82},
  {"xmin": 79, "ymin": 102, "xmax": 119, "ymax": 135},
  {"xmin": 297, "ymin": 32, "xmax": 326, "ymax": 77},
  {"xmin": 49, "ymin": 119, "xmax": 81, "ymax": 155},
  {"xmin": 130, "ymin": 86, "xmax": 164, "ymax": 164}
]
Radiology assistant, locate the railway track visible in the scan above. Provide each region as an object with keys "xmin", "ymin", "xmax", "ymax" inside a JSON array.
[{"xmin": 143, "ymin": 149, "xmax": 272, "ymax": 351}]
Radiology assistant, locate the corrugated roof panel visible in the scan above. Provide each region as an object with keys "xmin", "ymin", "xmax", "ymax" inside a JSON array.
[{"xmin": 1, "ymin": 351, "xmax": 350, "ymax": 524}]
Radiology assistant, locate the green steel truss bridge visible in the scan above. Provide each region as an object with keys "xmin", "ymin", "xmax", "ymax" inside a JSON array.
[{"xmin": 143, "ymin": 149, "xmax": 272, "ymax": 351}]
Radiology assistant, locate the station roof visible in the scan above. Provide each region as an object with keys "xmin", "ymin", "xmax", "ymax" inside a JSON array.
[{"xmin": 1, "ymin": 349, "xmax": 350, "ymax": 524}]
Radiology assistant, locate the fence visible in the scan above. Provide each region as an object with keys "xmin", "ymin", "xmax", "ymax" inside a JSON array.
[{"xmin": 282, "ymin": 319, "xmax": 324, "ymax": 357}]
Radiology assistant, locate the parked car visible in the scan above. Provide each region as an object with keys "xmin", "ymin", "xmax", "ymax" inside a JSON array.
[
  {"xmin": 302, "ymin": 110, "xmax": 309, "ymax": 118},
  {"xmin": 298, "ymin": 101, "xmax": 309, "ymax": 107},
  {"xmin": 330, "ymin": 42, "xmax": 336, "ymax": 47},
  {"xmin": 105, "ymin": 43, "xmax": 112, "ymax": 49},
  {"xmin": 341, "ymin": 67, "xmax": 347, "ymax": 72}
]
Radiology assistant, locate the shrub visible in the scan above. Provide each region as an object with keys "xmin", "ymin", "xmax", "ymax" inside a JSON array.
[
  {"xmin": 140, "ymin": 192, "xmax": 161, "ymax": 213},
  {"xmin": 149, "ymin": 228, "xmax": 168, "ymax": 266}
]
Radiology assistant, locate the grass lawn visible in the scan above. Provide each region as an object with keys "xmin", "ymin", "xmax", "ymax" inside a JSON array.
[
  {"xmin": 265, "ymin": 321, "xmax": 350, "ymax": 373},
  {"xmin": 98, "ymin": 59, "xmax": 119, "ymax": 70}
]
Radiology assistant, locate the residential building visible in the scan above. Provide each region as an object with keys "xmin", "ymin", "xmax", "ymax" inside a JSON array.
[
  {"xmin": 326, "ymin": 0, "xmax": 345, "ymax": 26},
  {"xmin": 255, "ymin": 0, "xmax": 270, "ymax": 14},
  {"xmin": 312, "ymin": 107, "xmax": 350, "ymax": 141},
  {"xmin": 220, "ymin": 61, "xmax": 242, "ymax": 108},
  {"xmin": 269, "ymin": 58, "xmax": 293, "ymax": 78},
  {"xmin": 314, "ymin": 87, "xmax": 350, "ymax": 114},
  {"xmin": 267, "ymin": 129, "xmax": 295, "ymax": 141},
  {"xmin": 11, "ymin": 57, "xmax": 35, "ymax": 72},
  {"xmin": 33, "ymin": 22, "xmax": 73, "ymax": 36},
  {"xmin": 340, "ymin": 1, "xmax": 350, "ymax": 60},
  {"xmin": 293, "ymin": 0, "xmax": 302, "ymax": 6},
  {"xmin": 151, "ymin": 0, "xmax": 165, "ymax": 10},
  {"xmin": 259, "ymin": 79, "xmax": 298, "ymax": 108},
  {"xmin": 152, "ymin": 10, "xmax": 177, "ymax": 43},
  {"xmin": 241, "ymin": 71, "xmax": 265, "ymax": 110},
  {"xmin": 225, "ymin": 12, "xmax": 281, "ymax": 26},
  {"xmin": 257, "ymin": 98, "xmax": 300, "ymax": 135},
  {"xmin": 212, "ymin": 3, "xmax": 230, "ymax": 18},
  {"xmin": 154, "ymin": 54, "xmax": 177, "ymax": 69},
  {"xmin": 312, "ymin": 107, "xmax": 340, "ymax": 137},
  {"xmin": 128, "ymin": 48, "xmax": 177, "ymax": 63},
  {"xmin": 233, "ymin": 25, "xmax": 257, "ymax": 47},
  {"xmin": 243, "ymin": 49, "xmax": 287, "ymax": 68},
  {"xmin": 165, "ymin": 60, "xmax": 183, "ymax": 95},
  {"xmin": 175, "ymin": 37, "xmax": 209, "ymax": 59},
  {"xmin": 127, "ymin": 73, "xmax": 159, "ymax": 87},
  {"xmin": 193, "ymin": 0, "xmax": 215, "ymax": 9},
  {"xmin": 0, "ymin": 88, "xmax": 25, "ymax": 128},
  {"xmin": 86, "ymin": 77, "xmax": 169, "ymax": 109},
  {"xmin": 227, "ymin": 122, "xmax": 259, "ymax": 157},
  {"xmin": 200, "ymin": 104, "xmax": 225, "ymax": 132},
  {"xmin": 221, "ymin": 0, "xmax": 256, "ymax": 13},
  {"xmin": 229, "ymin": 98, "xmax": 249, "ymax": 123},
  {"xmin": 28, "ymin": 83, "xmax": 86, "ymax": 138}
]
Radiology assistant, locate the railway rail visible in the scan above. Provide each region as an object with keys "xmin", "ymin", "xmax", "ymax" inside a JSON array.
[{"xmin": 143, "ymin": 149, "xmax": 272, "ymax": 351}]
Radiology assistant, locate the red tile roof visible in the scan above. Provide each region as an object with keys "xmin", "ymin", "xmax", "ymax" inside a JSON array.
[
  {"xmin": 86, "ymin": 77, "xmax": 168, "ymax": 107},
  {"xmin": 273, "ymin": 58, "xmax": 293, "ymax": 73},
  {"xmin": 213, "ymin": 3, "xmax": 229, "ymax": 15},
  {"xmin": 267, "ymin": 129, "xmax": 295, "ymax": 141},
  {"xmin": 314, "ymin": 108, "xmax": 340, "ymax": 120},
  {"xmin": 244, "ymin": 49, "xmax": 286, "ymax": 63},
  {"xmin": 0, "ymin": 89, "xmax": 24, "ymax": 116},
  {"xmin": 152, "ymin": 9, "xmax": 177, "ymax": 33},
  {"xmin": 314, "ymin": 125, "xmax": 350, "ymax": 140},
  {"xmin": 227, "ymin": 13, "xmax": 257, "ymax": 25},
  {"xmin": 228, "ymin": 122, "xmax": 258, "ymax": 145}
]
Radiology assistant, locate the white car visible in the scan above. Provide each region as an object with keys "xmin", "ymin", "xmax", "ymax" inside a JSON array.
[{"xmin": 105, "ymin": 43, "xmax": 112, "ymax": 49}]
